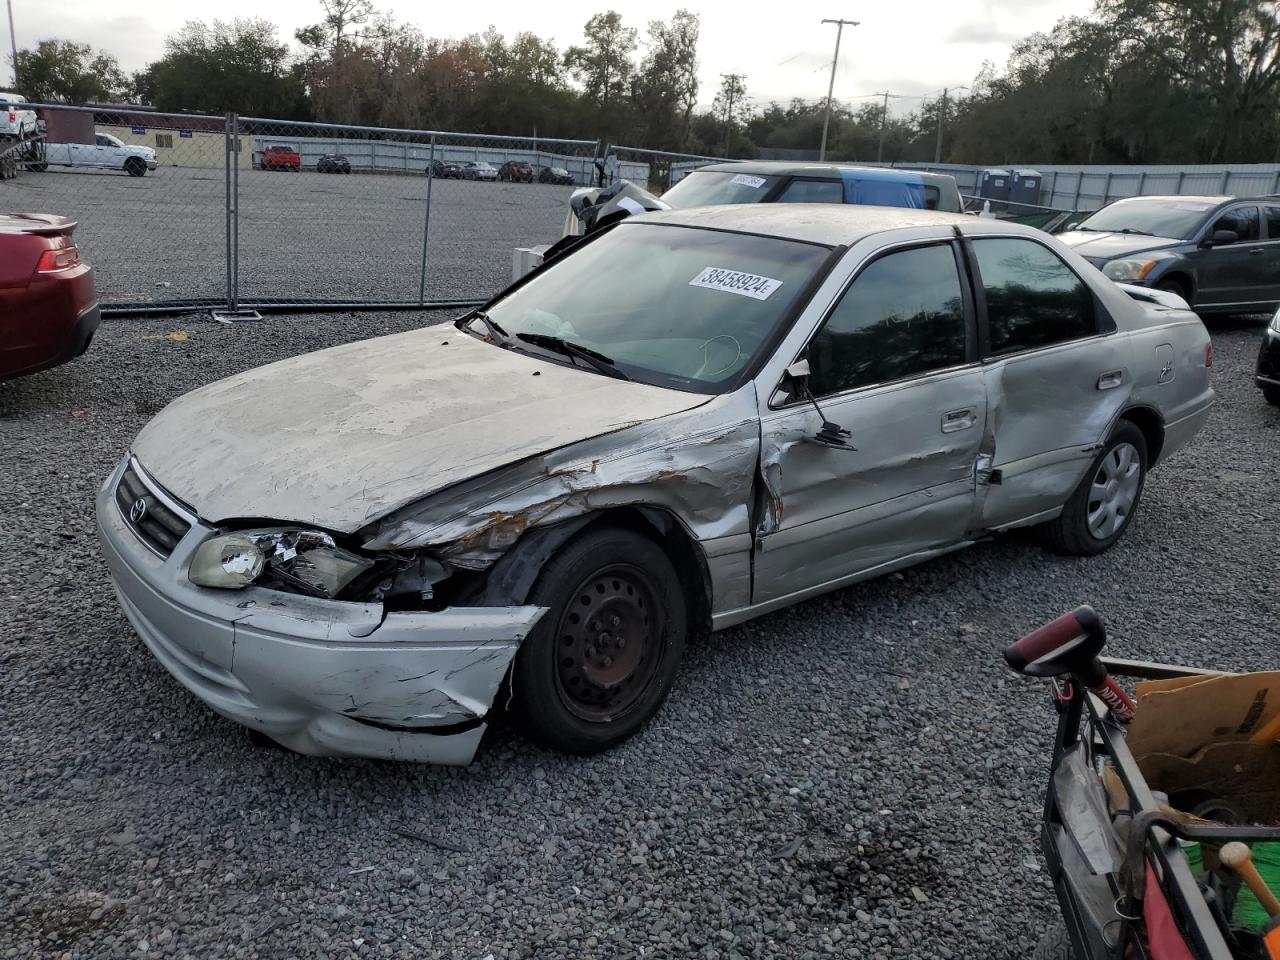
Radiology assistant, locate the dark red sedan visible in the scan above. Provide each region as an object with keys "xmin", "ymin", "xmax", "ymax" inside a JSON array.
[
  {"xmin": 0, "ymin": 213, "xmax": 99, "ymax": 382},
  {"xmin": 260, "ymin": 144, "xmax": 301, "ymax": 171}
]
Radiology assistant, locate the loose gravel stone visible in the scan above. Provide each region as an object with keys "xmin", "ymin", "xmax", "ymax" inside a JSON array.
[{"xmin": 1, "ymin": 310, "xmax": 1276, "ymax": 958}]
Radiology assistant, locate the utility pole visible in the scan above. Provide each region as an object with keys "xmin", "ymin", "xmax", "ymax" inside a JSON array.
[
  {"xmin": 819, "ymin": 18, "xmax": 859, "ymax": 162},
  {"xmin": 933, "ymin": 85, "xmax": 968, "ymax": 164},
  {"xmin": 6, "ymin": 0, "xmax": 17, "ymax": 89},
  {"xmin": 876, "ymin": 91, "xmax": 889, "ymax": 163},
  {"xmin": 720, "ymin": 72, "xmax": 745, "ymax": 157}
]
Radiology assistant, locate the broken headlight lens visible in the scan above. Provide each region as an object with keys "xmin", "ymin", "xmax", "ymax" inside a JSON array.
[{"xmin": 189, "ymin": 528, "xmax": 375, "ymax": 597}]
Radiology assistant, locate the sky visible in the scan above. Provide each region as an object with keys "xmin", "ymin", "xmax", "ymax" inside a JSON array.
[{"xmin": 8, "ymin": 0, "xmax": 1094, "ymax": 113}]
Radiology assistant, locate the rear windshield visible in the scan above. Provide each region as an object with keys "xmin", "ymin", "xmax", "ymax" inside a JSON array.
[{"xmin": 663, "ymin": 170, "xmax": 781, "ymax": 207}]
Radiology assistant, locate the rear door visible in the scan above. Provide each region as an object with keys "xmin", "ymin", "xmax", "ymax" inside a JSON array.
[
  {"xmin": 963, "ymin": 234, "xmax": 1131, "ymax": 528},
  {"xmin": 1195, "ymin": 204, "xmax": 1271, "ymax": 310}
]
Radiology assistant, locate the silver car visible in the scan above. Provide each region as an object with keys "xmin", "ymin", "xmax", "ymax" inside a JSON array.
[{"xmin": 97, "ymin": 205, "xmax": 1214, "ymax": 764}]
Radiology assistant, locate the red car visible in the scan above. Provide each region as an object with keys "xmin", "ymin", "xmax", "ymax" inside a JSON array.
[
  {"xmin": 499, "ymin": 160, "xmax": 535, "ymax": 183},
  {"xmin": 260, "ymin": 144, "xmax": 301, "ymax": 171},
  {"xmin": 0, "ymin": 213, "xmax": 98, "ymax": 381}
]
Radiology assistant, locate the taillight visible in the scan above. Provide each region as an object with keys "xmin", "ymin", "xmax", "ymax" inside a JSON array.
[
  {"xmin": 6, "ymin": 111, "xmax": 14, "ymax": 122},
  {"xmin": 1205, "ymin": 342, "xmax": 1213, "ymax": 368},
  {"xmin": 36, "ymin": 246, "xmax": 82, "ymax": 273}
]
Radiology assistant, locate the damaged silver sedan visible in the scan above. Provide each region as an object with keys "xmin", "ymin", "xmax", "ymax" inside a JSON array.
[{"xmin": 97, "ymin": 205, "xmax": 1214, "ymax": 764}]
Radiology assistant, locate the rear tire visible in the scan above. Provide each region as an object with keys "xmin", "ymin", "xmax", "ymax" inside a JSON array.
[
  {"xmin": 1264, "ymin": 385, "xmax": 1280, "ymax": 407},
  {"xmin": 512, "ymin": 527, "xmax": 686, "ymax": 754},
  {"xmin": 1040, "ymin": 421, "xmax": 1147, "ymax": 556},
  {"xmin": 1032, "ymin": 924, "xmax": 1073, "ymax": 960}
]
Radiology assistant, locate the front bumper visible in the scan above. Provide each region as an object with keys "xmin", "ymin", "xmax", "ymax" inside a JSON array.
[{"xmin": 96, "ymin": 457, "xmax": 546, "ymax": 764}]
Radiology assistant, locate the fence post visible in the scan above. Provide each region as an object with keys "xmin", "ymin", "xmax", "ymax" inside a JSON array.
[
  {"xmin": 224, "ymin": 113, "xmax": 234, "ymax": 313},
  {"xmin": 1101, "ymin": 171, "xmax": 1113, "ymax": 206},
  {"xmin": 418, "ymin": 136, "xmax": 436, "ymax": 305},
  {"xmin": 231, "ymin": 115, "xmax": 241, "ymax": 311},
  {"xmin": 1048, "ymin": 170, "xmax": 1058, "ymax": 207},
  {"xmin": 1220, "ymin": 169, "xmax": 1230, "ymax": 193},
  {"xmin": 1176, "ymin": 171, "xmax": 1186, "ymax": 194},
  {"xmin": 1136, "ymin": 171, "xmax": 1147, "ymax": 197},
  {"xmin": 1072, "ymin": 171, "xmax": 1083, "ymax": 208}
]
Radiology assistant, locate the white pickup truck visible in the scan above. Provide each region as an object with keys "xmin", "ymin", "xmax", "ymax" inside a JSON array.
[
  {"xmin": 44, "ymin": 133, "xmax": 158, "ymax": 177},
  {"xmin": 0, "ymin": 92, "xmax": 38, "ymax": 140}
]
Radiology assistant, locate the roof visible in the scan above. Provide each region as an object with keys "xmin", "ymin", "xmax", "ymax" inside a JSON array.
[
  {"xmin": 632, "ymin": 203, "xmax": 975, "ymax": 247},
  {"xmin": 693, "ymin": 160, "xmax": 956, "ymax": 185},
  {"xmin": 1107, "ymin": 195, "xmax": 1230, "ymax": 204}
]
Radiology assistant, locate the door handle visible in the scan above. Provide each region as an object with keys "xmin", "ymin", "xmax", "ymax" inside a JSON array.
[
  {"xmin": 941, "ymin": 408, "xmax": 977, "ymax": 433},
  {"xmin": 1097, "ymin": 370, "xmax": 1124, "ymax": 390},
  {"xmin": 1250, "ymin": 247, "xmax": 1266, "ymax": 255}
]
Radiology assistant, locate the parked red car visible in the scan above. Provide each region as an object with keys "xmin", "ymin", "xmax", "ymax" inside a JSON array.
[
  {"xmin": 498, "ymin": 160, "xmax": 535, "ymax": 183},
  {"xmin": 260, "ymin": 144, "xmax": 301, "ymax": 171},
  {"xmin": 0, "ymin": 214, "xmax": 99, "ymax": 381}
]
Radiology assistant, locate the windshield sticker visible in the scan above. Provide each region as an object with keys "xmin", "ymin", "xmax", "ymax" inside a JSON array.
[
  {"xmin": 689, "ymin": 266, "xmax": 783, "ymax": 301},
  {"xmin": 730, "ymin": 173, "xmax": 768, "ymax": 189}
]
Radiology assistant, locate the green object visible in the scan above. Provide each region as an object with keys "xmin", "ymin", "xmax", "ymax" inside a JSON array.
[
  {"xmin": 1232, "ymin": 842, "xmax": 1280, "ymax": 933},
  {"xmin": 1180, "ymin": 840, "xmax": 1204, "ymax": 876}
]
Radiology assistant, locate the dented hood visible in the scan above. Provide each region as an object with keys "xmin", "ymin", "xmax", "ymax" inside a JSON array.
[{"xmin": 131, "ymin": 328, "xmax": 709, "ymax": 532}]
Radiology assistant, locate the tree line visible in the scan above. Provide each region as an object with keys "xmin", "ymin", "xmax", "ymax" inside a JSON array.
[{"xmin": 11, "ymin": 0, "xmax": 1280, "ymax": 163}]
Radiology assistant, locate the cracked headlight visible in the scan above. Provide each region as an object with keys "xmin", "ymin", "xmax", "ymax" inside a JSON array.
[
  {"xmin": 189, "ymin": 528, "xmax": 375, "ymax": 596},
  {"xmin": 1102, "ymin": 259, "xmax": 1158, "ymax": 282}
]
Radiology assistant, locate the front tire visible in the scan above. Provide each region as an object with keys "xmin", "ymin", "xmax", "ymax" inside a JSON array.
[
  {"xmin": 124, "ymin": 157, "xmax": 146, "ymax": 177},
  {"xmin": 1264, "ymin": 385, "xmax": 1280, "ymax": 407},
  {"xmin": 1041, "ymin": 421, "xmax": 1147, "ymax": 556},
  {"xmin": 512, "ymin": 527, "xmax": 686, "ymax": 754}
]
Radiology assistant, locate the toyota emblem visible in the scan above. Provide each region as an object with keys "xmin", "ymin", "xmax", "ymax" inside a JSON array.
[{"xmin": 130, "ymin": 498, "xmax": 148, "ymax": 523}]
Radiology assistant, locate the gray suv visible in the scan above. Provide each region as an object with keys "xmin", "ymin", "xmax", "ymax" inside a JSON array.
[{"xmin": 1058, "ymin": 195, "xmax": 1280, "ymax": 314}]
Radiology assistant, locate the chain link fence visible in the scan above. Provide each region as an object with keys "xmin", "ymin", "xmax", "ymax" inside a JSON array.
[
  {"xmin": 15, "ymin": 97, "xmax": 1280, "ymax": 316},
  {"xmin": 1, "ymin": 99, "xmax": 601, "ymax": 314}
]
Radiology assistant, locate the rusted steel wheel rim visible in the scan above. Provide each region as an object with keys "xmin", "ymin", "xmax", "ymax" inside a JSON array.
[{"xmin": 553, "ymin": 563, "xmax": 665, "ymax": 723}]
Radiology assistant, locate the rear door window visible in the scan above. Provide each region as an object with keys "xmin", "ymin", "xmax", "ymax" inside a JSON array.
[
  {"xmin": 971, "ymin": 238, "xmax": 1098, "ymax": 355},
  {"xmin": 1263, "ymin": 206, "xmax": 1280, "ymax": 240}
]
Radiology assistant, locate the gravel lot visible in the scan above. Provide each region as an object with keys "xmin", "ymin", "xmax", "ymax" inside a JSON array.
[
  {"xmin": 0, "ymin": 166, "xmax": 572, "ymax": 305},
  {"xmin": 1, "ymin": 311, "xmax": 1276, "ymax": 960}
]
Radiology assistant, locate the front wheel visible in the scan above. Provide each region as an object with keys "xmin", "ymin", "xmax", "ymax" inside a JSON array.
[
  {"xmin": 1264, "ymin": 385, "xmax": 1280, "ymax": 407},
  {"xmin": 512, "ymin": 527, "xmax": 687, "ymax": 754},
  {"xmin": 124, "ymin": 157, "xmax": 146, "ymax": 177},
  {"xmin": 1040, "ymin": 421, "xmax": 1148, "ymax": 555}
]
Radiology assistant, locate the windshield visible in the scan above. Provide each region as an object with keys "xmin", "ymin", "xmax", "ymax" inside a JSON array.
[
  {"xmin": 662, "ymin": 170, "xmax": 781, "ymax": 207},
  {"xmin": 1074, "ymin": 198, "xmax": 1218, "ymax": 239},
  {"xmin": 482, "ymin": 222, "xmax": 830, "ymax": 392}
]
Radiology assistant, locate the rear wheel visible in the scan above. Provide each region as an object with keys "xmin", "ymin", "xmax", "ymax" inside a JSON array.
[
  {"xmin": 1040, "ymin": 421, "xmax": 1147, "ymax": 556},
  {"xmin": 512, "ymin": 527, "xmax": 686, "ymax": 754},
  {"xmin": 1263, "ymin": 385, "xmax": 1280, "ymax": 407}
]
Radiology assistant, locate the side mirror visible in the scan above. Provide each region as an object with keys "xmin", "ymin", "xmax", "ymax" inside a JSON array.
[
  {"xmin": 1202, "ymin": 228, "xmax": 1238, "ymax": 248},
  {"xmin": 1065, "ymin": 221, "xmax": 1080, "ymax": 231},
  {"xmin": 785, "ymin": 359, "xmax": 811, "ymax": 382}
]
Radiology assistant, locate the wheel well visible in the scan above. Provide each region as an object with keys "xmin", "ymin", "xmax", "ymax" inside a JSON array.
[
  {"xmin": 585, "ymin": 507, "xmax": 714, "ymax": 641},
  {"xmin": 471, "ymin": 507, "xmax": 714, "ymax": 639},
  {"xmin": 1156, "ymin": 272, "xmax": 1192, "ymax": 301},
  {"xmin": 1120, "ymin": 407, "xmax": 1165, "ymax": 465}
]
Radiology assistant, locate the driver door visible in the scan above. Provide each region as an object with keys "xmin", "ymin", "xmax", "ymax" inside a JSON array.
[{"xmin": 753, "ymin": 241, "xmax": 986, "ymax": 603}]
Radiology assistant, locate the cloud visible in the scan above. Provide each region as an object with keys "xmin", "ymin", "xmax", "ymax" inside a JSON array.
[{"xmin": 946, "ymin": 21, "xmax": 1022, "ymax": 45}]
